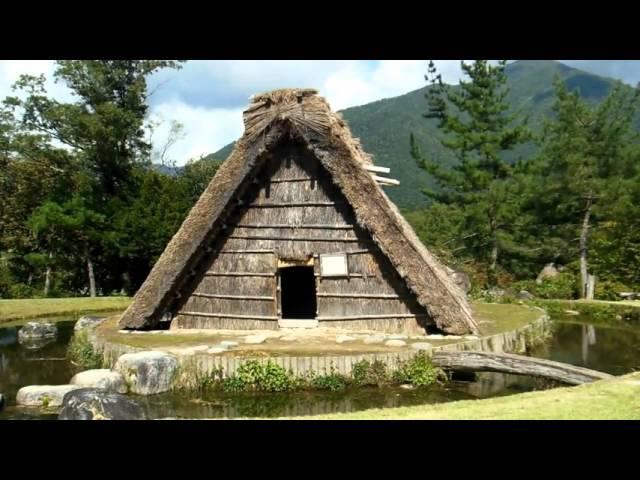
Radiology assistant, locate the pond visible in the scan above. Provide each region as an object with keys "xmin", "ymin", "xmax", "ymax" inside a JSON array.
[{"xmin": 1, "ymin": 310, "xmax": 639, "ymax": 419}]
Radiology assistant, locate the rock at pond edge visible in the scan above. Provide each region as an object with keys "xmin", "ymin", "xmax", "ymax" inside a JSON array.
[{"xmin": 58, "ymin": 388, "xmax": 146, "ymax": 420}]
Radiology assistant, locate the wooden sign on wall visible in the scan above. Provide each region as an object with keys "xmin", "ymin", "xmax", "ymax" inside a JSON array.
[{"xmin": 319, "ymin": 253, "xmax": 348, "ymax": 277}]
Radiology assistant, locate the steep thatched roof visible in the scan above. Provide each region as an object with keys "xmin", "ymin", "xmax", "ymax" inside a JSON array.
[{"xmin": 119, "ymin": 88, "xmax": 479, "ymax": 335}]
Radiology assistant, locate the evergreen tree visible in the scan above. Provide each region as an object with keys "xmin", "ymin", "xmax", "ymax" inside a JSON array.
[
  {"xmin": 530, "ymin": 78, "xmax": 640, "ymax": 297},
  {"xmin": 411, "ymin": 60, "xmax": 530, "ymax": 285}
]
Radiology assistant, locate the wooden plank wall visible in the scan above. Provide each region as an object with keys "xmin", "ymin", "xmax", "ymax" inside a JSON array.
[{"xmin": 173, "ymin": 143, "xmax": 431, "ymax": 333}]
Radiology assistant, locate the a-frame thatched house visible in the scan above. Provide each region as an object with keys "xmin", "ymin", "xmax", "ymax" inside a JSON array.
[{"xmin": 119, "ymin": 89, "xmax": 479, "ymax": 335}]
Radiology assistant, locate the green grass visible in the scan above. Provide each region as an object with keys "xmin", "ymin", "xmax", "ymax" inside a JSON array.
[
  {"xmin": 287, "ymin": 372, "xmax": 640, "ymax": 420},
  {"xmin": 472, "ymin": 302, "xmax": 543, "ymax": 336},
  {"xmin": 0, "ymin": 297, "xmax": 131, "ymax": 324},
  {"xmin": 583, "ymin": 299, "xmax": 640, "ymax": 308}
]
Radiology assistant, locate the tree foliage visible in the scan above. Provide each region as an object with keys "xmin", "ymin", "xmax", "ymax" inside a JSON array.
[
  {"xmin": 525, "ymin": 79, "xmax": 640, "ymax": 294},
  {"xmin": 0, "ymin": 60, "xmax": 223, "ymax": 298},
  {"xmin": 411, "ymin": 60, "xmax": 530, "ymax": 285},
  {"xmin": 410, "ymin": 62, "xmax": 640, "ymax": 296}
]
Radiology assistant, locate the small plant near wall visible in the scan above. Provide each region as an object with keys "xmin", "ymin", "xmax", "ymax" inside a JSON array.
[
  {"xmin": 392, "ymin": 352, "xmax": 446, "ymax": 387},
  {"xmin": 352, "ymin": 360, "xmax": 390, "ymax": 387},
  {"xmin": 310, "ymin": 367, "xmax": 349, "ymax": 392},
  {"xmin": 222, "ymin": 360, "xmax": 294, "ymax": 393},
  {"xmin": 66, "ymin": 331, "xmax": 103, "ymax": 370},
  {"xmin": 176, "ymin": 354, "xmax": 447, "ymax": 394}
]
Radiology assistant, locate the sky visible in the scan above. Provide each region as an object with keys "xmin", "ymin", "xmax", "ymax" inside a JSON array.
[{"xmin": 1, "ymin": 60, "xmax": 639, "ymax": 166}]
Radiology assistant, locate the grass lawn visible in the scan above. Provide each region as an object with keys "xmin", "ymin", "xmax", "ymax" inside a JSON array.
[
  {"xmin": 471, "ymin": 302, "xmax": 543, "ymax": 335},
  {"xmin": 290, "ymin": 372, "xmax": 640, "ymax": 420},
  {"xmin": 0, "ymin": 297, "xmax": 131, "ymax": 324},
  {"xmin": 583, "ymin": 299, "xmax": 640, "ymax": 308}
]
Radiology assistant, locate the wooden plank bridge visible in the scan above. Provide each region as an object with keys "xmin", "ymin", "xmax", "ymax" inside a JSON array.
[{"xmin": 432, "ymin": 350, "xmax": 613, "ymax": 385}]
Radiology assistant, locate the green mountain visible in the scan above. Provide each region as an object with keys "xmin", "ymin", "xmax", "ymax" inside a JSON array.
[{"xmin": 205, "ymin": 60, "xmax": 631, "ymax": 209}]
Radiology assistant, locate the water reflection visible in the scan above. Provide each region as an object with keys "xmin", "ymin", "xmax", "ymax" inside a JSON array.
[
  {"xmin": 529, "ymin": 317, "xmax": 640, "ymax": 375},
  {"xmin": 581, "ymin": 324, "xmax": 596, "ymax": 364},
  {"xmin": 0, "ymin": 328, "xmax": 17, "ymax": 347},
  {"xmin": 136, "ymin": 385, "xmax": 482, "ymax": 419},
  {"xmin": 18, "ymin": 336, "xmax": 57, "ymax": 351},
  {"xmin": 0, "ymin": 320, "xmax": 76, "ymax": 407},
  {"xmin": 1, "ymin": 311, "xmax": 640, "ymax": 419}
]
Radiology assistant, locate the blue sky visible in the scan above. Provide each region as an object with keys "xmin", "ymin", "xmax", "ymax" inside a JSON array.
[{"xmin": 1, "ymin": 60, "xmax": 639, "ymax": 166}]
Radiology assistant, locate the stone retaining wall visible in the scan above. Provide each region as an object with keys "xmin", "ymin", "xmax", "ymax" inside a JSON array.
[{"xmin": 438, "ymin": 309, "xmax": 550, "ymax": 354}]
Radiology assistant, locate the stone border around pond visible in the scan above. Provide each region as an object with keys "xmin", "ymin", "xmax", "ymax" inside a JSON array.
[{"xmin": 90, "ymin": 308, "xmax": 550, "ymax": 380}]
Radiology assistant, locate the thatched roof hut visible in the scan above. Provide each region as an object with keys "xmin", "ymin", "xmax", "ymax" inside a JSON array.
[{"xmin": 119, "ymin": 88, "xmax": 478, "ymax": 335}]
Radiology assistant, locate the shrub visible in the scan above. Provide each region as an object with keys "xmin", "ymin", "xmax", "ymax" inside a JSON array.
[
  {"xmin": 352, "ymin": 360, "xmax": 390, "ymax": 387},
  {"xmin": 66, "ymin": 331, "xmax": 103, "ymax": 369},
  {"xmin": 175, "ymin": 356, "xmax": 452, "ymax": 394},
  {"xmin": 260, "ymin": 362, "xmax": 293, "ymax": 392},
  {"xmin": 510, "ymin": 279, "xmax": 538, "ymax": 295},
  {"xmin": 310, "ymin": 367, "xmax": 348, "ymax": 391},
  {"xmin": 535, "ymin": 273, "xmax": 578, "ymax": 299},
  {"xmin": 7, "ymin": 283, "xmax": 40, "ymax": 299},
  {"xmin": 222, "ymin": 375, "xmax": 248, "ymax": 393},
  {"xmin": 512, "ymin": 273, "xmax": 578, "ymax": 300},
  {"xmin": 595, "ymin": 280, "xmax": 632, "ymax": 301},
  {"xmin": 392, "ymin": 352, "xmax": 445, "ymax": 387},
  {"xmin": 222, "ymin": 360, "xmax": 293, "ymax": 393}
]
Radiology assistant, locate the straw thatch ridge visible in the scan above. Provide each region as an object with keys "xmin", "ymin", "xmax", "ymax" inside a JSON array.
[{"xmin": 119, "ymin": 88, "xmax": 479, "ymax": 335}]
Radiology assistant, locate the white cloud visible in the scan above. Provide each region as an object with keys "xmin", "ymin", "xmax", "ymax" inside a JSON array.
[
  {"xmin": 148, "ymin": 101, "xmax": 244, "ymax": 164},
  {"xmin": 0, "ymin": 60, "xmax": 478, "ymax": 166},
  {"xmin": 148, "ymin": 60, "xmax": 467, "ymax": 164},
  {"xmin": 154, "ymin": 60, "xmax": 458, "ymax": 159},
  {"xmin": 5, "ymin": 59, "xmax": 637, "ymax": 167},
  {"xmin": 0, "ymin": 60, "xmax": 75, "ymax": 103},
  {"xmin": 320, "ymin": 60, "xmax": 464, "ymax": 110},
  {"xmin": 0, "ymin": 60, "xmax": 510, "ymax": 165}
]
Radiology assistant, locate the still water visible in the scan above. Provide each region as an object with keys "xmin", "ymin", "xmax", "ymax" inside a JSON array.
[{"xmin": 1, "ymin": 312, "xmax": 639, "ymax": 419}]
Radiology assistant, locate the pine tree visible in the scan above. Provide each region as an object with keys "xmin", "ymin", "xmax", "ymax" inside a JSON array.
[
  {"xmin": 411, "ymin": 60, "xmax": 530, "ymax": 285},
  {"xmin": 532, "ymin": 78, "xmax": 640, "ymax": 298}
]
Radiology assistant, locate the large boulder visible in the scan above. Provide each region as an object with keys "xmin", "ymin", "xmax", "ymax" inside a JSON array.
[
  {"xmin": 18, "ymin": 322, "xmax": 57, "ymax": 343},
  {"xmin": 74, "ymin": 316, "xmax": 105, "ymax": 332},
  {"xmin": 451, "ymin": 271, "xmax": 472, "ymax": 295},
  {"xmin": 536, "ymin": 263, "xmax": 560, "ymax": 284},
  {"xmin": 517, "ymin": 290, "xmax": 535, "ymax": 300},
  {"xmin": 58, "ymin": 388, "xmax": 146, "ymax": 420},
  {"xmin": 113, "ymin": 351, "xmax": 178, "ymax": 395},
  {"xmin": 70, "ymin": 369, "xmax": 127, "ymax": 394},
  {"xmin": 16, "ymin": 385, "xmax": 83, "ymax": 407}
]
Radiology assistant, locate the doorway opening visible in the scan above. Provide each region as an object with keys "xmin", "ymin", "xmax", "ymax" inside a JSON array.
[{"xmin": 280, "ymin": 266, "xmax": 317, "ymax": 319}]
